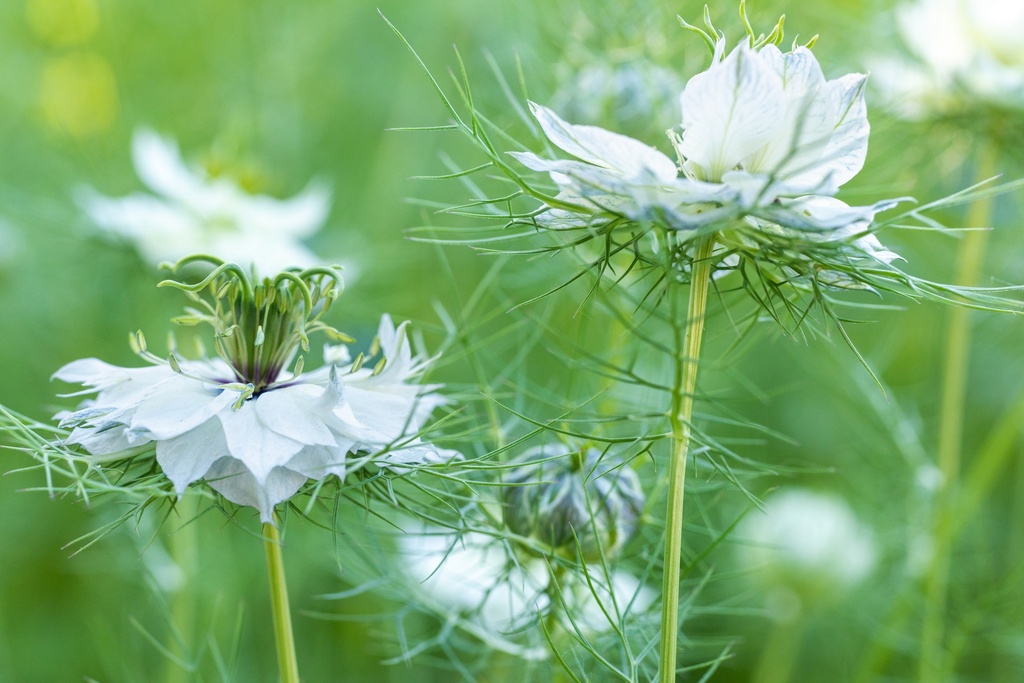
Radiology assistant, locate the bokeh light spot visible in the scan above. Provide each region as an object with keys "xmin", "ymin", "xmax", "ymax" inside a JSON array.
[
  {"xmin": 38, "ymin": 51, "xmax": 118, "ymax": 137},
  {"xmin": 26, "ymin": 0, "xmax": 99, "ymax": 47}
]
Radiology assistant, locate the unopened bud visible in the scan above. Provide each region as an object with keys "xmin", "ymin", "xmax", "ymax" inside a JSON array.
[{"xmin": 503, "ymin": 445, "xmax": 644, "ymax": 562}]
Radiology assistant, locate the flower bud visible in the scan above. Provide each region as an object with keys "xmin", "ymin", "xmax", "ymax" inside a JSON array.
[{"xmin": 502, "ymin": 445, "xmax": 644, "ymax": 562}]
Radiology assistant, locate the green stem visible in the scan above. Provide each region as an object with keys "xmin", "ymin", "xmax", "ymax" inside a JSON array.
[
  {"xmin": 995, "ymin": 452, "xmax": 1024, "ymax": 682},
  {"xmin": 164, "ymin": 497, "xmax": 200, "ymax": 683},
  {"xmin": 264, "ymin": 519, "xmax": 300, "ymax": 683},
  {"xmin": 659, "ymin": 234, "xmax": 716, "ymax": 683},
  {"xmin": 919, "ymin": 142, "xmax": 999, "ymax": 683}
]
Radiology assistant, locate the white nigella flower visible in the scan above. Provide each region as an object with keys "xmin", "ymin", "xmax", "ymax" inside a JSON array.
[
  {"xmin": 737, "ymin": 488, "xmax": 878, "ymax": 591},
  {"xmin": 79, "ymin": 129, "xmax": 331, "ymax": 273},
  {"xmin": 53, "ymin": 261, "xmax": 454, "ymax": 523},
  {"xmin": 874, "ymin": 0, "xmax": 1024, "ymax": 117},
  {"xmin": 510, "ymin": 32, "xmax": 899, "ymax": 270},
  {"xmin": 398, "ymin": 525, "xmax": 654, "ymax": 658}
]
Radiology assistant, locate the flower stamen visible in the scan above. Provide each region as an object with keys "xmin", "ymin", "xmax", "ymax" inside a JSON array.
[{"xmin": 158, "ymin": 256, "xmax": 348, "ymax": 396}]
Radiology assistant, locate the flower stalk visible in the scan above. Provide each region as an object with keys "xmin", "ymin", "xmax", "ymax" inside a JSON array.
[
  {"xmin": 263, "ymin": 519, "xmax": 300, "ymax": 683},
  {"xmin": 659, "ymin": 234, "xmax": 716, "ymax": 683},
  {"xmin": 164, "ymin": 498, "xmax": 200, "ymax": 683},
  {"xmin": 920, "ymin": 142, "xmax": 999, "ymax": 683}
]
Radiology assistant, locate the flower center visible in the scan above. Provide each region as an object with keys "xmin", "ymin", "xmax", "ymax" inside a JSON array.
[{"xmin": 160, "ymin": 257, "xmax": 351, "ymax": 396}]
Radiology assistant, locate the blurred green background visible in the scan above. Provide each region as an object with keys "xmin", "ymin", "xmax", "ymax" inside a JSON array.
[{"xmin": 1, "ymin": 0, "xmax": 1023, "ymax": 681}]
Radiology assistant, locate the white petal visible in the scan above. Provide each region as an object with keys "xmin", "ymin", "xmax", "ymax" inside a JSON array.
[
  {"xmin": 897, "ymin": 0, "xmax": 973, "ymax": 75},
  {"xmin": 77, "ymin": 189, "xmax": 205, "ymax": 265},
  {"xmin": 758, "ymin": 45, "xmax": 825, "ymax": 90},
  {"xmin": 53, "ymin": 358, "xmax": 170, "ymax": 394},
  {"xmin": 374, "ymin": 315, "xmax": 413, "ymax": 382},
  {"xmin": 323, "ymin": 343, "xmax": 351, "ymax": 366},
  {"xmin": 678, "ymin": 44, "xmax": 786, "ymax": 181},
  {"xmin": 748, "ymin": 47, "xmax": 836, "ymax": 179},
  {"xmin": 527, "ymin": 102, "xmax": 678, "ymax": 182},
  {"xmin": 204, "ymin": 457, "xmax": 307, "ymax": 524},
  {"xmin": 754, "ymin": 195, "xmax": 902, "ymax": 232},
  {"xmin": 817, "ymin": 74, "xmax": 869, "ymax": 188},
  {"xmin": 206, "ymin": 234, "xmax": 319, "ymax": 275},
  {"xmin": 252, "ymin": 385, "xmax": 337, "ymax": 447},
  {"xmin": 286, "ymin": 444, "xmax": 350, "ymax": 481},
  {"xmin": 574, "ymin": 570, "xmax": 655, "ymax": 632},
  {"xmin": 510, "ymin": 153, "xmax": 653, "ymax": 198},
  {"xmin": 380, "ymin": 441, "xmax": 459, "ymax": 470},
  {"xmin": 216, "ymin": 402, "xmax": 306, "ymax": 483},
  {"xmin": 340, "ymin": 385, "xmax": 419, "ymax": 442},
  {"xmin": 129, "ymin": 379, "xmax": 238, "ymax": 441},
  {"xmin": 131, "ymin": 129, "xmax": 206, "ymax": 205},
  {"xmin": 736, "ymin": 488, "xmax": 877, "ymax": 587},
  {"xmin": 400, "ymin": 529, "xmax": 549, "ymax": 633},
  {"xmin": 238, "ymin": 182, "xmax": 331, "ymax": 239},
  {"xmin": 63, "ymin": 420, "xmax": 136, "ymax": 454},
  {"xmin": 970, "ymin": 0, "xmax": 1024, "ymax": 65},
  {"xmin": 855, "ymin": 234, "xmax": 902, "ymax": 265},
  {"xmin": 155, "ymin": 416, "xmax": 230, "ymax": 493}
]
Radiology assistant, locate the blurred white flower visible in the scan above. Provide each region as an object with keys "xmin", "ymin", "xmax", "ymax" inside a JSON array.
[
  {"xmin": 79, "ymin": 129, "xmax": 331, "ymax": 273},
  {"xmin": 55, "ymin": 314, "xmax": 453, "ymax": 523},
  {"xmin": 737, "ymin": 488, "xmax": 878, "ymax": 591},
  {"xmin": 512, "ymin": 41, "xmax": 890, "ymax": 237},
  {"xmin": 399, "ymin": 525, "xmax": 654, "ymax": 658},
  {"xmin": 874, "ymin": 0, "xmax": 1024, "ymax": 117}
]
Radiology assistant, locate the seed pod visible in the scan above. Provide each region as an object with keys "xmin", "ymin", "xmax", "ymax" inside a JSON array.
[{"xmin": 502, "ymin": 445, "xmax": 644, "ymax": 562}]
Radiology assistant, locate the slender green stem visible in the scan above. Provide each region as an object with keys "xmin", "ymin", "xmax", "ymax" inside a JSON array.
[
  {"xmin": 164, "ymin": 497, "xmax": 200, "ymax": 683},
  {"xmin": 659, "ymin": 235, "xmax": 716, "ymax": 683},
  {"xmin": 264, "ymin": 519, "xmax": 300, "ymax": 683},
  {"xmin": 919, "ymin": 143, "xmax": 999, "ymax": 683}
]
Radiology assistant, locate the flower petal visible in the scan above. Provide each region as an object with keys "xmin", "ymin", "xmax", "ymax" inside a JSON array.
[
  {"xmin": 77, "ymin": 190, "xmax": 205, "ymax": 265},
  {"xmin": 252, "ymin": 384, "xmax": 337, "ymax": 447},
  {"xmin": 748, "ymin": 46, "xmax": 836, "ymax": 179},
  {"xmin": 216, "ymin": 402, "xmax": 306, "ymax": 483},
  {"xmin": 575, "ymin": 570, "xmax": 656, "ymax": 632},
  {"xmin": 678, "ymin": 44, "xmax": 786, "ymax": 181},
  {"xmin": 206, "ymin": 234, "xmax": 319, "ymax": 275},
  {"xmin": 131, "ymin": 129, "xmax": 206, "ymax": 205},
  {"xmin": 53, "ymin": 358, "xmax": 172, "ymax": 397},
  {"xmin": 204, "ymin": 457, "xmax": 307, "ymax": 524},
  {"xmin": 63, "ymin": 417, "xmax": 136, "ymax": 454},
  {"xmin": 155, "ymin": 416, "xmax": 229, "ymax": 493},
  {"xmin": 286, "ymin": 444, "xmax": 351, "ymax": 481},
  {"xmin": 527, "ymin": 102, "xmax": 678, "ymax": 182},
  {"xmin": 818, "ymin": 74, "xmax": 870, "ymax": 188},
  {"xmin": 400, "ymin": 528, "xmax": 550, "ymax": 634},
  {"xmin": 129, "ymin": 378, "xmax": 238, "ymax": 441},
  {"xmin": 239, "ymin": 182, "xmax": 332, "ymax": 239},
  {"xmin": 758, "ymin": 195, "xmax": 901, "ymax": 231}
]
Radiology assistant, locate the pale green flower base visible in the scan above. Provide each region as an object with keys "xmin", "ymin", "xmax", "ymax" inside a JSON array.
[
  {"xmin": 659, "ymin": 235, "xmax": 716, "ymax": 682},
  {"xmin": 264, "ymin": 521, "xmax": 300, "ymax": 683}
]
